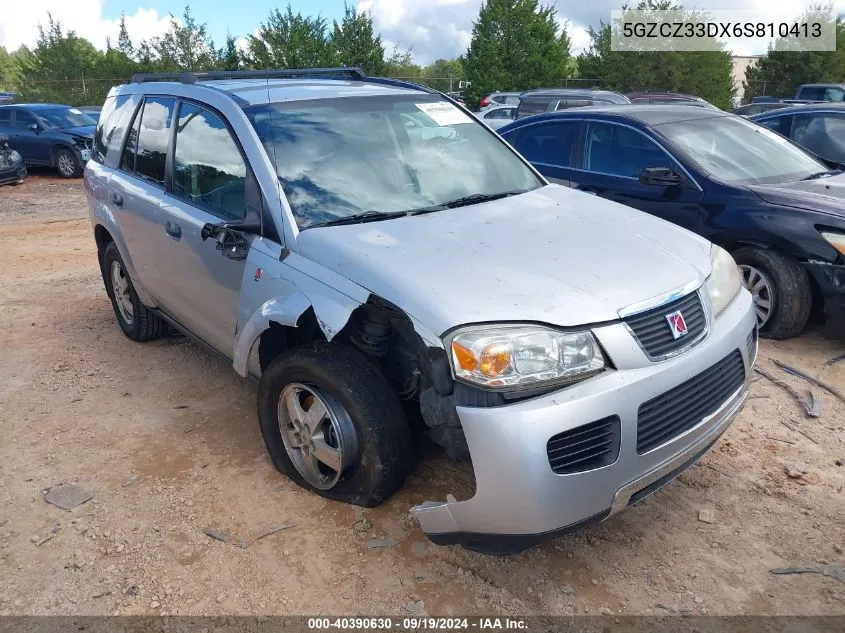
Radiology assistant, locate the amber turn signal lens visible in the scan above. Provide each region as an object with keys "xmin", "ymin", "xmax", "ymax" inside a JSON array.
[
  {"xmin": 452, "ymin": 341, "xmax": 478, "ymax": 371},
  {"xmin": 479, "ymin": 344, "xmax": 510, "ymax": 377}
]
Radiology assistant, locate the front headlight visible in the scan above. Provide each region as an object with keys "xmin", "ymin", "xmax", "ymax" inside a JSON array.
[
  {"xmin": 448, "ymin": 325, "xmax": 605, "ymax": 389},
  {"xmin": 820, "ymin": 231, "xmax": 845, "ymax": 256},
  {"xmin": 706, "ymin": 244, "xmax": 741, "ymax": 317},
  {"xmin": 9, "ymin": 150, "xmax": 21, "ymax": 163}
]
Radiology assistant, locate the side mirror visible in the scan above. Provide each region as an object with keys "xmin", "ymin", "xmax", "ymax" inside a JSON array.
[
  {"xmin": 200, "ymin": 219, "xmax": 260, "ymax": 261},
  {"xmin": 639, "ymin": 167, "xmax": 683, "ymax": 187},
  {"xmin": 28, "ymin": 123, "xmax": 40, "ymax": 133}
]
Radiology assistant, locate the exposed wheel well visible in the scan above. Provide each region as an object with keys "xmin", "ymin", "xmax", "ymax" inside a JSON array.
[
  {"xmin": 93, "ymin": 225, "xmax": 113, "ymax": 277},
  {"xmin": 258, "ymin": 308, "xmax": 326, "ymax": 372}
]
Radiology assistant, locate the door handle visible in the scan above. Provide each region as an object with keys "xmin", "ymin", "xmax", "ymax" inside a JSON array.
[
  {"xmin": 111, "ymin": 192, "xmax": 123, "ymax": 207},
  {"xmin": 165, "ymin": 220, "xmax": 182, "ymax": 239}
]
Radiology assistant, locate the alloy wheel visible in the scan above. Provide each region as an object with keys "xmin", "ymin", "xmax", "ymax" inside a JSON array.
[
  {"xmin": 277, "ymin": 383, "xmax": 359, "ymax": 490},
  {"xmin": 57, "ymin": 153, "xmax": 76, "ymax": 177},
  {"xmin": 739, "ymin": 264, "xmax": 774, "ymax": 328},
  {"xmin": 110, "ymin": 260, "xmax": 134, "ymax": 325}
]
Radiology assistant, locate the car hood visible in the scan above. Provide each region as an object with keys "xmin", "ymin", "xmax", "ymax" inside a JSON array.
[
  {"xmin": 296, "ymin": 185, "xmax": 713, "ymax": 336},
  {"xmin": 58, "ymin": 125, "xmax": 95, "ymax": 138},
  {"xmin": 748, "ymin": 173, "xmax": 845, "ymax": 219}
]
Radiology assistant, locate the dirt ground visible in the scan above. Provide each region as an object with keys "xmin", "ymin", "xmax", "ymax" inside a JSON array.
[{"xmin": 0, "ymin": 172, "xmax": 843, "ymax": 617}]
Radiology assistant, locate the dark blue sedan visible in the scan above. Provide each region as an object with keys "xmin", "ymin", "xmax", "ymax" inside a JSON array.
[
  {"xmin": 0, "ymin": 103, "xmax": 96, "ymax": 177},
  {"xmin": 499, "ymin": 105, "xmax": 845, "ymax": 340}
]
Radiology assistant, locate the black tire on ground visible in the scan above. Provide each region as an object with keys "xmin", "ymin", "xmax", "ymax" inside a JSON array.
[
  {"xmin": 102, "ymin": 241, "xmax": 169, "ymax": 342},
  {"xmin": 54, "ymin": 148, "xmax": 81, "ymax": 178},
  {"xmin": 733, "ymin": 246, "xmax": 812, "ymax": 339},
  {"xmin": 257, "ymin": 342, "xmax": 412, "ymax": 507}
]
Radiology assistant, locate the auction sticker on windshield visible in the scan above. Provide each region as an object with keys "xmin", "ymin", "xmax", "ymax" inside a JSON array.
[{"xmin": 415, "ymin": 102, "xmax": 472, "ymax": 126}]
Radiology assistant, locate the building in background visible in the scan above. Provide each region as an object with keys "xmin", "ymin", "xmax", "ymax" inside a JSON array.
[{"xmin": 732, "ymin": 55, "xmax": 763, "ymax": 106}]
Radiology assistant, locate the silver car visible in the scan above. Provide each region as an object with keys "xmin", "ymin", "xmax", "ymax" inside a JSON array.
[
  {"xmin": 476, "ymin": 105, "xmax": 516, "ymax": 130},
  {"xmin": 85, "ymin": 68, "xmax": 757, "ymax": 554}
]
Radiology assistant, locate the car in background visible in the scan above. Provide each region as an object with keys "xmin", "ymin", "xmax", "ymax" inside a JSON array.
[
  {"xmin": 479, "ymin": 91, "xmax": 520, "ymax": 110},
  {"xmin": 500, "ymin": 105, "xmax": 845, "ymax": 340},
  {"xmin": 627, "ymin": 92, "xmax": 717, "ymax": 109},
  {"xmin": 445, "ymin": 91, "xmax": 465, "ymax": 104},
  {"xmin": 750, "ymin": 103, "xmax": 845, "ymax": 167},
  {"xmin": 732, "ymin": 102, "xmax": 790, "ymax": 117},
  {"xmin": 0, "ymin": 134, "xmax": 26, "ymax": 185},
  {"xmin": 514, "ymin": 89, "xmax": 630, "ymax": 120},
  {"xmin": 794, "ymin": 83, "xmax": 845, "ymax": 102},
  {"xmin": 78, "ymin": 105, "xmax": 103, "ymax": 119},
  {"xmin": 0, "ymin": 92, "xmax": 17, "ymax": 105},
  {"xmin": 0, "ymin": 104, "xmax": 95, "ymax": 177},
  {"xmin": 475, "ymin": 104, "xmax": 516, "ymax": 130}
]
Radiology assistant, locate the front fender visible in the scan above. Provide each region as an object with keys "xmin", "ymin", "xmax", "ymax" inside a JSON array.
[{"xmin": 233, "ymin": 245, "xmax": 369, "ymax": 377}]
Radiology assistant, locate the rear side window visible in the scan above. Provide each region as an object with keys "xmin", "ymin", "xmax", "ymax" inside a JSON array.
[
  {"xmin": 135, "ymin": 97, "xmax": 175, "ymax": 185},
  {"xmin": 172, "ymin": 102, "xmax": 248, "ymax": 221},
  {"xmin": 508, "ymin": 121, "xmax": 580, "ymax": 166},
  {"xmin": 797, "ymin": 86, "xmax": 825, "ymax": 101},
  {"xmin": 517, "ymin": 98, "xmax": 555, "ymax": 119},
  {"xmin": 556, "ymin": 99, "xmax": 590, "ymax": 110},
  {"xmin": 92, "ymin": 94, "xmax": 132, "ymax": 165}
]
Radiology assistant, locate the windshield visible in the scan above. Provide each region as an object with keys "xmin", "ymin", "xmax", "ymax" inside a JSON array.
[
  {"xmin": 36, "ymin": 107, "xmax": 96, "ymax": 129},
  {"xmin": 245, "ymin": 95, "xmax": 543, "ymax": 229},
  {"xmin": 658, "ymin": 115, "xmax": 826, "ymax": 185}
]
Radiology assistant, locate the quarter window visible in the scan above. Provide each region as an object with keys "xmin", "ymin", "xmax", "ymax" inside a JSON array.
[
  {"xmin": 173, "ymin": 102, "xmax": 247, "ymax": 221},
  {"xmin": 135, "ymin": 96, "xmax": 175, "ymax": 185},
  {"xmin": 92, "ymin": 94, "xmax": 132, "ymax": 164},
  {"xmin": 509, "ymin": 121, "xmax": 580, "ymax": 167},
  {"xmin": 121, "ymin": 104, "xmax": 142, "ymax": 172},
  {"xmin": 583, "ymin": 122, "xmax": 673, "ymax": 178}
]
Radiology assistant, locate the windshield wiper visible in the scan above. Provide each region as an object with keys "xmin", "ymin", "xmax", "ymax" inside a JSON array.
[
  {"xmin": 405, "ymin": 189, "xmax": 529, "ymax": 216},
  {"xmin": 801, "ymin": 169, "xmax": 842, "ymax": 181},
  {"xmin": 312, "ymin": 210, "xmax": 408, "ymax": 228}
]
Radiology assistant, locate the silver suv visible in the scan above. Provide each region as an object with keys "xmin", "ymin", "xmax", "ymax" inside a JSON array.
[{"xmin": 85, "ymin": 68, "xmax": 757, "ymax": 554}]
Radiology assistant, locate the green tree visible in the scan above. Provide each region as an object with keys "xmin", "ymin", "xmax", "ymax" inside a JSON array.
[
  {"xmin": 577, "ymin": 1, "xmax": 734, "ymax": 109},
  {"xmin": 117, "ymin": 14, "xmax": 135, "ymax": 59},
  {"xmin": 329, "ymin": 3, "xmax": 385, "ymax": 74},
  {"xmin": 463, "ymin": 0, "xmax": 573, "ymax": 109},
  {"xmin": 422, "ymin": 58, "xmax": 464, "ymax": 92},
  {"xmin": 245, "ymin": 5, "xmax": 331, "ymax": 69},
  {"xmin": 0, "ymin": 46, "xmax": 22, "ymax": 91},
  {"xmin": 383, "ymin": 45, "xmax": 422, "ymax": 78},
  {"xmin": 219, "ymin": 34, "xmax": 241, "ymax": 70},
  {"xmin": 744, "ymin": 4, "xmax": 844, "ymax": 101},
  {"xmin": 147, "ymin": 5, "xmax": 217, "ymax": 71},
  {"xmin": 17, "ymin": 15, "xmax": 107, "ymax": 104}
]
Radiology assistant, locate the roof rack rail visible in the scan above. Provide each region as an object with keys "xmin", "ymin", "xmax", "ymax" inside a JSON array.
[{"xmin": 130, "ymin": 67, "xmax": 367, "ymax": 84}]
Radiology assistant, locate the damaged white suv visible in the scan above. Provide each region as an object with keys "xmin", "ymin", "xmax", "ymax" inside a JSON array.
[{"xmin": 85, "ymin": 68, "xmax": 758, "ymax": 554}]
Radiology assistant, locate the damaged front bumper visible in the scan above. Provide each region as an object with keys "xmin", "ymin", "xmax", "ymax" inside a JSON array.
[
  {"xmin": 803, "ymin": 261, "xmax": 845, "ymax": 339},
  {"xmin": 411, "ymin": 289, "xmax": 757, "ymax": 554}
]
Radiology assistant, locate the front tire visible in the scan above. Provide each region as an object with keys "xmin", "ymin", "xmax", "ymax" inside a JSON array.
[
  {"xmin": 102, "ymin": 242, "xmax": 168, "ymax": 341},
  {"xmin": 257, "ymin": 342, "xmax": 412, "ymax": 507},
  {"xmin": 55, "ymin": 148, "xmax": 81, "ymax": 178},
  {"xmin": 734, "ymin": 247, "xmax": 811, "ymax": 339}
]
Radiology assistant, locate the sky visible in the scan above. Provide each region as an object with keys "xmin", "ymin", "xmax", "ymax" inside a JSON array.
[{"xmin": 0, "ymin": 0, "xmax": 842, "ymax": 65}]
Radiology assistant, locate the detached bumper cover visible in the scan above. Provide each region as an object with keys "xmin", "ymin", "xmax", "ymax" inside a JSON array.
[
  {"xmin": 411, "ymin": 289, "xmax": 757, "ymax": 553},
  {"xmin": 0, "ymin": 164, "xmax": 26, "ymax": 185},
  {"xmin": 802, "ymin": 262, "xmax": 845, "ymax": 339}
]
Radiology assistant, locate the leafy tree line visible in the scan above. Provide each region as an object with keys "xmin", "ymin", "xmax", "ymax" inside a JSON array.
[{"xmin": 0, "ymin": 0, "xmax": 839, "ymax": 111}]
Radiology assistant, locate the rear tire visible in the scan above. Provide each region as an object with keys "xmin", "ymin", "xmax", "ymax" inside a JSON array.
[
  {"xmin": 55, "ymin": 148, "xmax": 81, "ymax": 178},
  {"xmin": 733, "ymin": 247, "xmax": 811, "ymax": 339},
  {"xmin": 257, "ymin": 342, "xmax": 412, "ymax": 507},
  {"xmin": 102, "ymin": 242, "xmax": 168, "ymax": 342}
]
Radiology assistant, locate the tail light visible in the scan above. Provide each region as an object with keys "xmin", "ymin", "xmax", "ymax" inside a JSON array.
[{"xmin": 480, "ymin": 96, "xmax": 490, "ymax": 107}]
